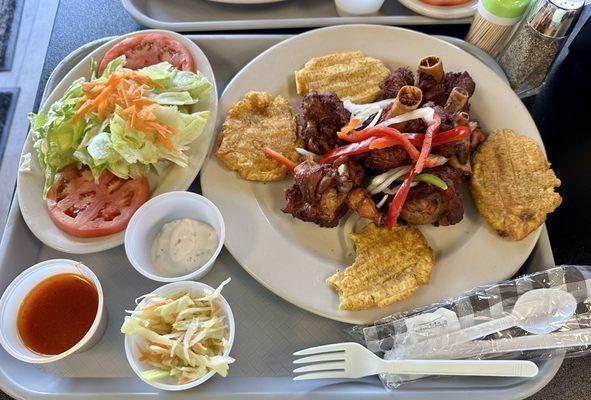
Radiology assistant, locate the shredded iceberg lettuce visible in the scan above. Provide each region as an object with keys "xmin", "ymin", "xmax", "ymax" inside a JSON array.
[{"xmin": 28, "ymin": 56, "xmax": 213, "ymax": 196}]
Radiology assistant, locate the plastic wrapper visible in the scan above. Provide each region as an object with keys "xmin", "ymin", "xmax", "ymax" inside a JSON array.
[{"xmin": 349, "ymin": 265, "xmax": 591, "ymax": 389}]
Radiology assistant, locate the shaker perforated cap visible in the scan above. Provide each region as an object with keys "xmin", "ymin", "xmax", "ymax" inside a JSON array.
[
  {"xmin": 528, "ymin": 0, "xmax": 584, "ymax": 37},
  {"xmin": 550, "ymin": 0, "xmax": 584, "ymax": 10}
]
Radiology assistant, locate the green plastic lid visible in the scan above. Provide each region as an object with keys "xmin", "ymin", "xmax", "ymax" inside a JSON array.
[{"xmin": 481, "ymin": 0, "xmax": 531, "ymax": 18}]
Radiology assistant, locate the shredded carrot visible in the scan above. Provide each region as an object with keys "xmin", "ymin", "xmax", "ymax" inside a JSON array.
[
  {"xmin": 194, "ymin": 342, "xmax": 207, "ymax": 352},
  {"xmin": 73, "ymin": 69, "xmax": 175, "ymax": 150},
  {"xmin": 338, "ymin": 118, "xmax": 361, "ymax": 136},
  {"xmin": 137, "ymin": 343, "xmax": 149, "ymax": 361},
  {"xmin": 261, "ymin": 147, "xmax": 297, "ymax": 171},
  {"xmin": 142, "ymin": 299, "xmax": 171, "ymax": 310}
]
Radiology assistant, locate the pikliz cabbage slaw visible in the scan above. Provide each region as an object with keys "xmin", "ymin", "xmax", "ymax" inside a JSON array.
[
  {"xmin": 121, "ymin": 278, "xmax": 234, "ymax": 385},
  {"xmin": 29, "ymin": 55, "xmax": 213, "ymax": 196}
]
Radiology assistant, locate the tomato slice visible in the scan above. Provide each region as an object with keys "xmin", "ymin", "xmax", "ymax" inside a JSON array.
[
  {"xmin": 46, "ymin": 165, "xmax": 150, "ymax": 238},
  {"xmin": 98, "ymin": 33, "xmax": 195, "ymax": 76}
]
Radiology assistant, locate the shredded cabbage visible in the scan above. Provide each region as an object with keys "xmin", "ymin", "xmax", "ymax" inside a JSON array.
[{"xmin": 121, "ymin": 278, "xmax": 234, "ymax": 385}]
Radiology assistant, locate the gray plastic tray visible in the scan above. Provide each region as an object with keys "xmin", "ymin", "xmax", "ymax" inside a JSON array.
[
  {"xmin": 121, "ymin": 0, "xmax": 471, "ymax": 31},
  {"xmin": 0, "ymin": 34, "xmax": 562, "ymax": 399}
]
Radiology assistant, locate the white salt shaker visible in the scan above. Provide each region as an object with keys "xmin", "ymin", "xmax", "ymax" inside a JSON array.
[{"xmin": 335, "ymin": 0, "xmax": 385, "ymax": 16}]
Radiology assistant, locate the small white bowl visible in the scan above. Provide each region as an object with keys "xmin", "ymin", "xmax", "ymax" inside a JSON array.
[
  {"xmin": 124, "ymin": 280, "xmax": 235, "ymax": 391},
  {"xmin": 125, "ymin": 191, "xmax": 225, "ymax": 282},
  {"xmin": 0, "ymin": 259, "xmax": 106, "ymax": 363},
  {"xmin": 335, "ymin": 0, "xmax": 385, "ymax": 16}
]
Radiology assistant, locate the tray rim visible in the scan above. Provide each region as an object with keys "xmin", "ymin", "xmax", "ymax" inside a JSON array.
[
  {"xmin": 121, "ymin": 0, "xmax": 472, "ymax": 31},
  {"xmin": 0, "ymin": 33, "xmax": 563, "ymax": 400}
]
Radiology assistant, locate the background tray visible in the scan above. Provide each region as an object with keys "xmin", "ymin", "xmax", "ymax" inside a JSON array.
[
  {"xmin": 0, "ymin": 34, "xmax": 562, "ymax": 399},
  {"xmin": 122, "ymin": 0, "xmax": 472, "ymax": 31}
]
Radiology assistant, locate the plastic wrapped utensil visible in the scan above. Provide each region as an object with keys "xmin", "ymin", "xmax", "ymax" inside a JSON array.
[{"xmin": 350, "ymin": 265, "xmax": 591, "ymax": 389}]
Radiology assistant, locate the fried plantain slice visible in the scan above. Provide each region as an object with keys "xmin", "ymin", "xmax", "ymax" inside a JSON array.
[
  {"xmin": 215, "ymin": 91, "xmax": 300, "ymax": 181},
  {"xmin": 470, "ymin": 128, "xmax": 562, "ymax": 241},
  {"xmin": 295, "ymin": 51, "xmax": 390, "ymax": 104},
  {"xmin": 327, "ymin": 223, "xmax": 435, "ymax": 311}
]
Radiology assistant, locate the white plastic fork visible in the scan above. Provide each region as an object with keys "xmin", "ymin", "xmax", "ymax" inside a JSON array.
[{"xmin": 293, "ymin": 342, "xmax": 538, "ymax": 381}]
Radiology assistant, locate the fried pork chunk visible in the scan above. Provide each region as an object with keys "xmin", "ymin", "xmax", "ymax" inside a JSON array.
[
  {"xmin": 300, "ymin": 91, "xmax": 350, "ymax": 154},
  {"xmin": 380, "ymin": 67, "xmax": 415, "ymax": 100},
  {"xmin": 445, "ymin": 72, "xmax": 476, "ymax": 99},
  {"xmin": 358, "ymin": 146, "xmax": 411, "ymax": 173},
  {"xmin": 282, "ymin": 159, "xmax": 364, "ymax": 227},
  {"xmin": 400, "ymin": 165, "xmax": 464, "ymax": 226},
  {"xmin": 418, "ymin": 71, "xmax": 476, "ymax": 107},
  {"xmin": 346, "ymin": 188, "xmax": 384, "ymax": 226}
]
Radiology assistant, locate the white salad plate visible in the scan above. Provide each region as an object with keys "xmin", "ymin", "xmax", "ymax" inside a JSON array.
[
  {"xmin": 201, "ymin": 24, "xmax": 545, "ymax": 324},
  {"xmin": 17, "ymin": 30, "xmax": 218, "ymax": 254},
  {"xmin": 397, "ymin": 0, "xmax": 477, "ymax": 19}
]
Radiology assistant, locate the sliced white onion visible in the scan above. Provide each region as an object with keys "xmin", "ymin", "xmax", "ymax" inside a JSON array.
[
  {"xmin": 429, "ymin": 154, "xmax": 449, "ymax": 167},
  {"xmin": 295, "ymin": 147, "xmax": 321, "ymax": 162},
  {"xmin": 377, "ymin": 107, "xmax": 435, "ymax": 128},
  {"xmin": 343, "ymin": 98, "xmax": 395, "ymax": 115},
  {"xmin": 375, "ymin": 182, "xmax": 418, "ymax": 209},
  {"xmin": 376, "ymin": 194, "xmax": 390, "ymax": 209},
  {"xmin": 365, "ymin": 108, "xmax": 382, "ymax": 129},
  {"xmin": 367, "ymin": 165, "xmax": 411, "ymax": 192},
  {"xmin": 468, "ymin": 121, "xmax": 478, "ymax": 131},
  {"xmin": 368, "ymin": 166, "xmax": 411, "ymax": 195},
  {"xmin": 382, "ymin": 181, "xmax": 418, "ymax": 195},
  {"xmin": 343, "ymin": 98, "xmax": 394, "ymax": 128},
  {"xmin": 342, "ymin": 212, "xmax": 361, "ymax": 257}
]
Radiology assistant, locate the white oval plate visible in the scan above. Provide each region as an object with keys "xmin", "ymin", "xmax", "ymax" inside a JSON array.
[
  {"xmin": 201, "ymin": 25, "xmax": 544, "ymax": 324},
  {"xmin": 17, "ymin": 30, "xmax": 218, "ymax": 254},
  {"xmin": 398, "ymin": 0, "xmax": 477, "ymax": 19}
]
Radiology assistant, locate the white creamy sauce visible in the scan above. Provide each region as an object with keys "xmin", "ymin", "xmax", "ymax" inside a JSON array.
[{"xmin": 151, "ymin": 218, "xmax": 218, "ymax": 277}]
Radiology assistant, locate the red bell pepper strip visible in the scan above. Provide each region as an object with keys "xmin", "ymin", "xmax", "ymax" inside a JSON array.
[
  {"xmin": 321, "ymin": 136, "xmax": 381, "ymax": 163},
  {"xmin": 261, "ymin": 147, "xmax": 297, "ymax": 171},
  {"xmin": 432, "ymin": 126, "xmax": 471, "ymax": 146},
  {"xmin": 337, "ymin": 127, "xmax": 373, "ymax": 142},
  {"xmin": 322, "ymin": 133, "xmax": 422, "ymax": 164},
  {"xmin": 403, "ymin": 126, "xmax": 471, "ymax": 147},
  {"xmin": 339, "ymin": 124, "xmax": 470, "ymax": 149},
  {"xmin": 414, "ymin": 113, "xmax": 441, "ymax": 173},
  {"xmin": 400, "ymin": 134, "xmax": 423, "ymax": 147},
  {"xmin": 367, "ymin": 134, "xmax": 421, "ymax": 160},
  {"xmin": 339, "ymin": 126, "xmax": 404, "ymax": 144},
  {"xmin": 366, "ymin": 136, "xmax": 439, "ymax": 168},
  {"xmin": 387, "ymin": 166, "xmax": 417, "ymax": 229},
  {"xmin": 336, "ymin": 126, "xmax": 421, "ymax": 159},
  {"xmin": 387, "ymin": 114, "xmax": 442, "ymax": 228}
]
